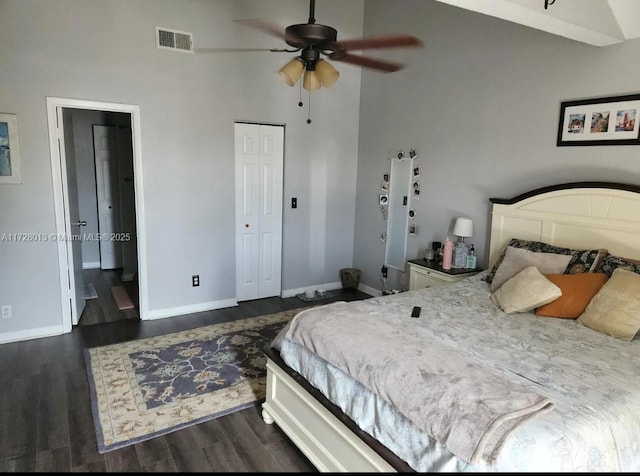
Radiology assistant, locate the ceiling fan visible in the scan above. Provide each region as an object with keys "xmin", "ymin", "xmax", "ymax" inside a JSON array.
[{"xmin": 195, "ymin": 0, "xmax": 423, "ymax": 121}]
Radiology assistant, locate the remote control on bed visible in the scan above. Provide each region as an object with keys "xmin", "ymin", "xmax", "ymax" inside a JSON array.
[{"xmin": 411, "ymin": 306, "xmax": 421, "ymax": 318}]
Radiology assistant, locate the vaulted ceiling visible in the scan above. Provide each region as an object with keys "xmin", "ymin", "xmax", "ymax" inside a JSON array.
[{"xmin": 434, "ymin": 0, "xmax": 640, "ymax": 47}]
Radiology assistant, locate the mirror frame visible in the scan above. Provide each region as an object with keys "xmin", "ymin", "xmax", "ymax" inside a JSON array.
[{"xmin": 384, "ymin": 156, "xmax": 414, "ymax": 271}]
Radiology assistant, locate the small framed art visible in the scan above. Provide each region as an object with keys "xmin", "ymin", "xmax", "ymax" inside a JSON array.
[
  {"xmin": 0, "ymin": 113, "xmax": 21, "ymax": 184},
  {"xmin": 557, "ymin": 94, "xmax": 640, "ymax": 146}
]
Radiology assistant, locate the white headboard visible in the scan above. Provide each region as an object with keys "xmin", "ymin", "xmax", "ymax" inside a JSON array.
[{"xmin": 489, "ymin": 182, "xmax": 640, "ymax": 269}]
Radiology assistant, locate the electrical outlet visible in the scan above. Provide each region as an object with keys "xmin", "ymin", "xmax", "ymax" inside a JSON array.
[
  {"xmin": 381, "ymin": 266, "xmax": 388, "ymax": 278},
  {"xmin": 192, "ymin": 275, "xmax": 200, "ymax": 287},
  {"xmin": 1, "ymin": 305, "xmax": 11, "ymax": 319}
]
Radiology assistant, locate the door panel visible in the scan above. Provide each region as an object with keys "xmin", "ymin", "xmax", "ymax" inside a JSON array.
[
  {"xmin": 257, "ymin": 126, "xmax": 283, "ymax": 298},
  {"xmin": 236, "ymin": 125, "xmax": 259, "ymax": 301},
  {"xmin": 262, "ymin": 232, "xmax": 275, "ymax": 282},
  {"xmin": 241, "ymin": 233, "xmax": 258, "ymax": 285},
  {"xmin": 242, "ymin": 163, "xmax": 259, "ymax": 216}
]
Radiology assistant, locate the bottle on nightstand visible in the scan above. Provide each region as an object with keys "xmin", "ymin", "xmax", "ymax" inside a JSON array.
[
  {"xmin": 442, "ymin": 237, "xmax": 454, "ymax": 270},
  {"xmin": 466, "ymin": 244, "xmax": 477, "ymax": 269}
]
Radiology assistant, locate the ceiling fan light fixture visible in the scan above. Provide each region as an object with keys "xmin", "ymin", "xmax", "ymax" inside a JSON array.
[
  {"xmin": 278, "ymin": 57, "xmax": 305, "ymax": 86},
  {"xmin": 219, "ymin": 0, "xmax": 423, "ymax": 122},
  {"xmin": 303, "ymin": 69, "xmax": 321, "ymax": 91},
  {"xmin": 315, "ymin": 59, "xmax": 339, "ymax": 87}
]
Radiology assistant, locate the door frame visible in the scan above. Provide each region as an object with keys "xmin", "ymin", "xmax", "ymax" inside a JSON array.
[{"xmin": 46, "ymin": 97, "xmax": 149, "ymax": 331}]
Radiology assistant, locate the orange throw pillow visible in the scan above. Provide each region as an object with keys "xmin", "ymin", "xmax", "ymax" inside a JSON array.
[{"xmin": 535, "ymin": 273, "xmax": 608, "ymax": 319}]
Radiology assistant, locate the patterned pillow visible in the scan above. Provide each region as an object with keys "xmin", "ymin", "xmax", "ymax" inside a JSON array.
[
  {"xmin": 485, "ymin": 238, "xmax": 607, "ymax": 284},
  {"xmin": 594, "ymin": 253, "xmax": 640, "ymax": 278}
]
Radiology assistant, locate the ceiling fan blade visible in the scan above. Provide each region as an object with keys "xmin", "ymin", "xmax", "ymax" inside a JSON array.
[
  {"xmin": 331, "ymin": 52, "xmax": 405, "ymax": 73},
  {"xmin": 235, "ymin": 19, "xmax": 288, "ymax": 40},
  {"xmin": 334, "ymin": 33, "xmax": 423, "ymax": 51},
  {"xmin": 235, "ymin": 19, "xmax": 308, "ymax": 48},
  {"xmin": 194, "ymin": 47, "xmax": 295, "ymax": 53}
]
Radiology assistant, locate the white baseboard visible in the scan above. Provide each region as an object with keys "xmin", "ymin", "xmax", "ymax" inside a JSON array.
[
  {"xmin": 145, "ymin": 298, "xmax": 238, "ymax": 320},
  {"xmin": 281, "ymin": 280, "xmax": 343, "ymax": 298},
  {"xmin": 358, "ymin": 283, "xmax": 382, "ymax": 297},
  {"xmin": 0, "ymin": 324, "xmax": 65, "ymax": 344},
  {"xmin": 83, "ymin": 261, "xmax": 101, "ymax": 269}
]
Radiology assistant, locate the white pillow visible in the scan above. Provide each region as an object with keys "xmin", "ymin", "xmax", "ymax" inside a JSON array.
[
  {"xmin": 490, "ymin": 246, "xmax": 572, "ymax": 292},
  {"xmin": 491, "ymin": 266, "xmax": 562, "ymax": 314},
  {"xmin": 577, "ymin": 268, "xmax": 640, "ymax": 341}
]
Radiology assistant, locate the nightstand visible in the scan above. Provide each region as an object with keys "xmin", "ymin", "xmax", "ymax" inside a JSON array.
[{"xmin": 408, "ymin": 259, "xmax": 482, "ymax": 290}]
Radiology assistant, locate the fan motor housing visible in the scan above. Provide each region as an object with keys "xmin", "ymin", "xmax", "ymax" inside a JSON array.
[{"xmin": 285, "ymin": 23, "xmax": 337, "ymax": 49}]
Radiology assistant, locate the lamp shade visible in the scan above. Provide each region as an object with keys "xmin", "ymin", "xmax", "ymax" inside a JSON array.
[
  {"xmin": 453, "ymin": 217, "xmax": 473, "ymax": 238},
  {"xmin": 278, "ymin": 58, "xmax": 304, "ymax": 86},
  {"xmin": 303, "ymin": 70, "xmax": 321, "ymax": 91},
  {"xmin": 315, "ymin": 59, "xmax": 340, "ymax": 87}
]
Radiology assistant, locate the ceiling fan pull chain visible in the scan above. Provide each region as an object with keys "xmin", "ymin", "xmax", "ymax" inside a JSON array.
[
  {"xmin": 298, "ymin": 77, "xmax": 304, "ymax": 107},
  {"xmin": 307, "ymin": 89, "xmax": 312, "ymax": 124}
]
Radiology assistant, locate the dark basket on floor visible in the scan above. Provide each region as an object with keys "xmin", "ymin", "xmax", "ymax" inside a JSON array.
[{"xmin": 339, "ymin": 268, "xmax": 361, "ymax": 290}]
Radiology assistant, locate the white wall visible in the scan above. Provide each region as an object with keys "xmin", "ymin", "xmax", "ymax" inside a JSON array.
[
  {"xmin": 354, "ymin": 0, "xmax": 640, "ymax": 291},
  {"xmin": 0, "ymin": 0, "xmax": 363, "ymax": 338}
]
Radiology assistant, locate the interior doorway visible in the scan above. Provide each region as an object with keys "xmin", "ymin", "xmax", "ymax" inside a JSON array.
[
  {"xmin": 47, "ymin": 98, "xmax": 148, "ymax": 333},
  {"xmin": 62, "ymin": 111, "xmax": 138, "ymax": 325}
]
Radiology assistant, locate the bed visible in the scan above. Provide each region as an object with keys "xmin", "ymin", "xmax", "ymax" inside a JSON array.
[{"xmin": 261, "ymin": 182, "xmax": 640, "ymax": 472}]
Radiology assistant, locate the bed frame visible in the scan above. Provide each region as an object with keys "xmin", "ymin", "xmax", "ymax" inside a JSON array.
[{"xmin": 262, "ymin": 182, "xmax": 640, "ymax": 472}]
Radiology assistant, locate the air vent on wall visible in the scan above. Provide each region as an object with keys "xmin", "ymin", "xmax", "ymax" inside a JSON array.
[{"xmin": 156, "ymin": 26, "xmax": 193, "ymax": 53}]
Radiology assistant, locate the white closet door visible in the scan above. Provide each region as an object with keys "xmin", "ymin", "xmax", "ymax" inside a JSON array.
[
  {"xmin": 93, "ymin": 125, "xmax": 122, "ymax": 270},
  {"xmin": 235, "ymin": 123, "xmax": 284, "ymax": 301}
]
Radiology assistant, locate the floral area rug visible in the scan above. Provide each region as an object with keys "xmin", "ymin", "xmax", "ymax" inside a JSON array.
[{"xmin": 84, "ymin": 308, "xmax": 300, "ymax": 453}]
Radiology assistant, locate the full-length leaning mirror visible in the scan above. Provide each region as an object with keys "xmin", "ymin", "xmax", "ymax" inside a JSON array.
[{"xmin": 384, "ymin": 156, "xmax": 414, "ymax": 271}]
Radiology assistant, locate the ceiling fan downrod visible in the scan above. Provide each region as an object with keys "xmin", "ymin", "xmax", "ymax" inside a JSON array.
[
  {"xmin": 285, "ymin": 0, "xmax": 337, "ymax": 54},
  {"xmin": 308, "ymin": 0, "xmax": 316, "ymax": 24}
]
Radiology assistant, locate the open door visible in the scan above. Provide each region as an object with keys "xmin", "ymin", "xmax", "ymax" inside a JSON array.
[{"xmin": 60, "ymin": 108, "xmax": 86, "ymax": 325}]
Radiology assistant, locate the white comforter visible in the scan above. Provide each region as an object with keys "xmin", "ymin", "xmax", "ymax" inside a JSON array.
[{"xmin": 273, "ymin": 273, "xmax": 640, "ymax": 472}]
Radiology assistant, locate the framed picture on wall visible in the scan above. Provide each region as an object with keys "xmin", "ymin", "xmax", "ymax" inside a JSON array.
[
  {"xmin": 0, "ymin": 113, "xmax": 21, "ymax": 184},
  {"xmin": 557, "ymin": 93, "xmax": 640, "ymax": 146}
]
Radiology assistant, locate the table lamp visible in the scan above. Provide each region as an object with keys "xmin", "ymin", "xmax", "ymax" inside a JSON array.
[{"xmin": 452, "ymin": 217, "xmax": 473, "ymax": 268}]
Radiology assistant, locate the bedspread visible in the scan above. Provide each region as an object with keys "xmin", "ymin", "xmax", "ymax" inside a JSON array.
[
  {"xmin": 285, "ymin": 300, "xmax": 554, "ymax": 465},
  {"xmin": 273, "ymin": 273, "xmax": 640, "ymax": 471}
]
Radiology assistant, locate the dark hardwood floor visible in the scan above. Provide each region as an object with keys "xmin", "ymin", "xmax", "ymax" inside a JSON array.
[
  {"xmin": 0, "ymin": 287, "xmax": 372, "ymax": 472},
  {"xmin": 79, "ymin": 269, "xmax": 139, "ymax": 326}
]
